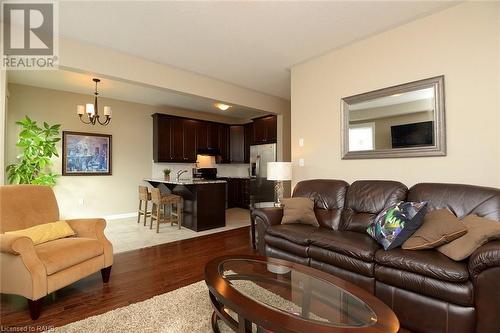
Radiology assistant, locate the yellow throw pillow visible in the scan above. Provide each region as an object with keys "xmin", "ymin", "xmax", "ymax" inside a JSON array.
[{"xmin": 5, "ymin": 221, "xmax": 75, "ymax": 245}]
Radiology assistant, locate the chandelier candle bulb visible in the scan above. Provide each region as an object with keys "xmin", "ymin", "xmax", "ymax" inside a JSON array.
[
  {"xmin": 104, "ymin": 106, "xmax": 112, "ymax": 117},
  {"xmin": 77, "ymin": 105, "xmax": 85, "ymax": 115},
  {"xmin": 85, "ymin": 103, "xmax": 95, "ymax": 115}
]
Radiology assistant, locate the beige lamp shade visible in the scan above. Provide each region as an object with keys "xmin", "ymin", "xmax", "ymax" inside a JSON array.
[{"xmin": 267, "ymin": 162, "xmax": 292, "ymax": 181}]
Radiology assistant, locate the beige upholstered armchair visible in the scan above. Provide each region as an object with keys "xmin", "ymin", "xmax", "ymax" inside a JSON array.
[{"xmin": 0, "ymin": 185, "xmax": 113, "ymax": 319}]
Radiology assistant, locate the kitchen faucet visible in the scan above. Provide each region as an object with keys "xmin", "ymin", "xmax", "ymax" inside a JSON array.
[{"xmin": 176, "ymin": 169, "xmax": 188, "ymax": 181}]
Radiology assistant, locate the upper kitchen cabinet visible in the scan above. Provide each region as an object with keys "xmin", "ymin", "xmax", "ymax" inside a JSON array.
[
  {"xmin": 252, "ymin": 115, "xmax": 277, "ymax": 144},
  {"xmin": 218, "ymin": 124, "xmax": 230, "ymax": 163},
  {"xmin": 196, "ymin": 122, "xmax": 208, "ymax": 150},
  {"xmin": 230, "ymin": 125, "xmax": 245, "ymax": 163},
  {"xmin": 170, "ymin": 117, "xmax": 185, "ymax": 161},
  {"xmin": 153, "ymin": 113, "xmax": 172, "ymax": 162},
  {"xmin": 207, "ymin": 123, "xmax": 219, "ymax": 149},
  {"xmin": 183, "ymin": 119, "xmax": 198, "ymax": 162}
]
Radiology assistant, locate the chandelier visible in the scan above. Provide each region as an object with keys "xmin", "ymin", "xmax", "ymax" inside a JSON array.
[{"xmin": 76, "ymin": 78, "xmax": 112, "ymax": 126}]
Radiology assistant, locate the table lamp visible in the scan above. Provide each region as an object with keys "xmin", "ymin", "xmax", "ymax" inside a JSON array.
[{"xmin": 267, "ymin": 162, "xmax": 292, "ymax": 207}]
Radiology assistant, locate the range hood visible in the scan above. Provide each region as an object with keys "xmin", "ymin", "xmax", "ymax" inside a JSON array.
[{"xmin": 197, "ymin": 148, "xmax": 220, "ymax": 156}]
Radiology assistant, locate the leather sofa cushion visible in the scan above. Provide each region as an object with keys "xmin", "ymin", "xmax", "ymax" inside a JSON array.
[
  {"xmin": 265, "ymin": 224, "xmax": 318, "ymax": 245},
  {"xmin": 309, "ymin": 246, "xmax": 374, "ymax": 277},
  {"xmin": 293, "ymin": 179, "xmax": 349, "ymax": 230},
  {"xmin": 375, "ymin": 248, "xmax": 469, "ymax": 283},
  {"xmin": 35, "ymin": 237, "xmax": 104, "ymax": 275},
  {"xmin": 375, "ymin": 265, "xmax": 474, "ymax": 306},
  {"xmin": 310, "ymin": 229, "xmax": 380, "ymax": 262},
  {"xmin": 342, "ymin": 180, "xmax": 408, "ymax": 233},
  {"xmin": 264, "ymin": 235, "xmax": 309, "ymax": 257}
]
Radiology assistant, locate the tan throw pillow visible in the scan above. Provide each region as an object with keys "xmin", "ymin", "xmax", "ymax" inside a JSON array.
[
  {"xmin": 402, "ymin": 209, "xmax": 467, "ymax": 250},
  {"xmin": 281, "ymin": 197, "xmax": 319, "ymax": 227},
  {"xmin": 438, "ymin": 215, "xmax": 500, "ymax": 261},
  {"xmin": 5, "ymin": 220, "xmax": 75, "ymax": 245}
]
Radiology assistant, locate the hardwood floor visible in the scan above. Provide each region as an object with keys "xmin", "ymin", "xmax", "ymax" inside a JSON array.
[{"xmin": 0, "ymin": 226, "xmax": 254, "ymax": 332}]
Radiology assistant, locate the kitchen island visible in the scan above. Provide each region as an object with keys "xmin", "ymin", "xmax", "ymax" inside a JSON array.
[{"xmin": 144, "ymin": 178, "xmax": 226, "ymax": 232}]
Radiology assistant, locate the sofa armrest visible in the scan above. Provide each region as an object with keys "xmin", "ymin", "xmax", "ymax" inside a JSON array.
[
  {"xmin": 66, "ymin": 218, "xmax": 113, "ymax": 267},
  {"xmin": 251, "ymin": 207, "xmax": 283, "ymax": 255},
  {"xmin": 251, "ymin": 207, "xmax": 283, "ymax": 229},
  {"xmin": 468, "ymin": 240, "xmax": 500, "ymax": 280}
]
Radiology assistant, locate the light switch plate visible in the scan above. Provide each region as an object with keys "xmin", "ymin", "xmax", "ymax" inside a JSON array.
[
  {"xmin": 299, "ymin": 158, "xmax": 305, "ymax": 167},
  {"xmin": 298, "ymin": 138, "xmax": 304, "ymax": 147}
]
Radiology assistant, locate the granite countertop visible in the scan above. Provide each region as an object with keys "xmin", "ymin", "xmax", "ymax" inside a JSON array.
[{"xmin": 144, "ymin": 178, "xmax": 227, "ymax": 185}]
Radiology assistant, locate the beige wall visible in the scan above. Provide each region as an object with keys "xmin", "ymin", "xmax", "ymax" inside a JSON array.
[
  {"xmin": 291, "ymin": 2, "xmax": 500, "ymax": 188},
  {"xmin": 6, "ymin": 84, "xmax": 252, "ymax": 218},
  {"xmin": 0, "ymin": 70, "xmax": 6, "ymax": 185}
]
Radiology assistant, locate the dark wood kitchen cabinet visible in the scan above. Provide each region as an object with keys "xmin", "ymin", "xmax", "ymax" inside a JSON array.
[
  {"xmin": 207, "ymin": 123, "xmax": 219, "ymax": 149},
  {"xmin": 153, "ymin": 114, "xmax": 197, "ymax": 163},
  {"xmin": 244, "ymin": 122, "xmax": 253, "ymax": 163},
  {"xmin": 196, "ymin": 122, "xmax": 208, "ymax": 150},
  {"xmin": 171, "ymin": 117, "xmax": 184, "ymax": 161},
  {"xmin": 153, "ymin": 113, "xmax": 277, "ymax": 164},
  {"xmin": 153, "ymin": 114, "xmax": 172, "ymax": 162},
  {"xmin": 183, "ymin": 119, "xmax": 198, "ymax": 162},
  {"xmin": 227, "ymin": 178, "xmax": 250, "ymax": 208},
  {"xmin": 218, "ymin": 124, "xmax": 230, "ymax": 163},
  {"xmin": 252, "ymin": 115, "xmax": 277, "ymax": 144},
  {"xmin": 230, "ymin": 125, "xmax": 245, "ymax": 163}
]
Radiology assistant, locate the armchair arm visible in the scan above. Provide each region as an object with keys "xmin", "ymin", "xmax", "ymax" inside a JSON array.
[
  {"xmin": 1, "ymin": 233, "xmax": 34, "ymax": 255},
  {"xmin": 0, "ymin": 234, "xmax": 47, "ymax": 300},
  {"xmin": 251, "ymin": 207, "xmax": 283, "ymax": 255},
  {"xmin": 468, "ymin": 240, "xmax": 500, "ymax": 280},
  {"xmin": 66, "ymin": 218, "xmax": 113, "ymax": 267}
]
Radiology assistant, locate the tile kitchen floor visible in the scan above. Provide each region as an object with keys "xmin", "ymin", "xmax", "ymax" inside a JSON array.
[{"xmin": 105, "ymin": 208, "xmax": 251, "ymax": 253}]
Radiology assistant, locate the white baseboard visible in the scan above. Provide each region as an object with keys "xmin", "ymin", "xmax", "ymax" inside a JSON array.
[{"xmin": 104, "ymin": 212, "xmax": 137, "ymax": 221}]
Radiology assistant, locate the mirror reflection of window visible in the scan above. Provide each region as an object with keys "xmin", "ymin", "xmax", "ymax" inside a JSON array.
[
  {"xmin": 348, "ymin": 123, "xmax": 374, "ymax": 151},
  {"xmin": 348, "ymin": 87, "xmax": 435, "ymax": 151}
]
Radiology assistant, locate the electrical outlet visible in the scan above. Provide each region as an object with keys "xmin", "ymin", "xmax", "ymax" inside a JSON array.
[
  {"xmin": 78, "ymin": 198, "xmax": 85, "ymax": 206},
  {"xmin": 299, "ymin": 158, "xmax": 305, "ymax": 167},
  {"xmin": 298, "ymin": 138, "xmax": 304, "ymax": 147}
]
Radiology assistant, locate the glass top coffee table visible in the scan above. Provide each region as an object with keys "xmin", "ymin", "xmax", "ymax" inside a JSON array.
[{"xmin": 205, "ymin": 255, "xmax": 399, "ymax": 333}]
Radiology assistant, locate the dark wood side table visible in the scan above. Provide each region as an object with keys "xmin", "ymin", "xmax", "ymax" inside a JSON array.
[{"xmin": 250, "ymin": 201, "xmax": 277, "ymax": 250}]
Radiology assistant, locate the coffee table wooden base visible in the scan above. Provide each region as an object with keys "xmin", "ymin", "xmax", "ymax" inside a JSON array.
[{"xmin": 210, "ymin": 291, "xmax": 256, "ymax": 333}]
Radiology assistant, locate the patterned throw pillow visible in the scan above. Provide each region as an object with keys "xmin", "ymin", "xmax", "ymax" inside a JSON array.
[{"xmin": 367, "ymin": 201, "xmax": 428, "ymax": 250}]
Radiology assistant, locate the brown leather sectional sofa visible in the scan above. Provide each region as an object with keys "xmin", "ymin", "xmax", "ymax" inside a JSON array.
[{"xmin": 251, "ymin": 180, "xmax": 500, "ymax": 333}]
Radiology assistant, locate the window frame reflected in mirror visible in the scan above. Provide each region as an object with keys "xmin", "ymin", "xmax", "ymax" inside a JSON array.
[{"xmin": 341, "ymin": 75, "xmax": 446, "ymax": 159}]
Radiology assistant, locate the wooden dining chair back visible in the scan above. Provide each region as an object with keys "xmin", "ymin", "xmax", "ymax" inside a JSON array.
[{"xmin": 137, "ymin": 186, "xmax": 151, "ymax": 226}]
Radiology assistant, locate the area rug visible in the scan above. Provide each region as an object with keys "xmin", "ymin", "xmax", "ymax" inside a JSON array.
[
  {"xmin": 46, "ymin": 276, "xmax": 320, "ymax": 333},
  {"xmin": 47, "ymin": 281, "xmax": 224, "ymax": 333}
]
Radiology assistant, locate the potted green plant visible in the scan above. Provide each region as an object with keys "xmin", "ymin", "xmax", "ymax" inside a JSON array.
[
  {"xmin": 6, "ymin": 116, "xmax": 61, "ymax": 187},
  {"xmin": 163, "ymin": 168, "xmax": 171, "ymax": 181}
]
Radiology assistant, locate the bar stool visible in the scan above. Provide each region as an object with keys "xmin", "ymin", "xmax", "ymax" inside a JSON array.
[
  {"xmin": 150, "ymin": 188, "xmax": 183, "ymax": 233},
  {"xmin": 137, "ymin": 186, "xmax": 152, "ymax": 226}
]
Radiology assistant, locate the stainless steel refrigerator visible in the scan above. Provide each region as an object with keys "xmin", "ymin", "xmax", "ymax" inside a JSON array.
[{"xmin": 249, "ymin": 143, "xmax": 276, "ymax": 204}]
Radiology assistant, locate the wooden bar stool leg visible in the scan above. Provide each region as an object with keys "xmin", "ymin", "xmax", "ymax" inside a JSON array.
[
  {"xmin": 177, "ymin": 201, "xmax": 182, "ymax": 229},
  {"xmin": 143, "ymin": 200, "xmax": 148, "ymax": 226},
  {"xmin": 150, "ymin": 203, "xmax": 155, "ymax": 230},
  {"xmin": 137, "ymin": 200, "xmax": 142, "ymax": 223},
  {"xmin": 156, "ymin": 204, "xmax": 162, "ymax": 233},
  {"xmin": 170, "ymin": 202, "xmax": 174, "ymax": 227}
]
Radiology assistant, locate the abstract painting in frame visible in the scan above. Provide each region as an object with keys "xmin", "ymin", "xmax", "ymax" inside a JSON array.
[{"xmin": 62, "ymin": 131, "xmax": 112, "ymax": 175}]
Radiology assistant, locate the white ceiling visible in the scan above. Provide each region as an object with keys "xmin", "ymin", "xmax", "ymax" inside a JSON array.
[
  {"xmin": 8, "ymin": 69, "xmax": 269, "ymax": 119},
  {"xmin": 57, "ymin": 1, "xmax": 456, "ymax": 100}
]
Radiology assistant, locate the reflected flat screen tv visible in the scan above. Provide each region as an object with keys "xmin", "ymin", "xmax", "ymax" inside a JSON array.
[{"xmin": 391, "ymin": 121, "xmax": 434, "ymax": 148}]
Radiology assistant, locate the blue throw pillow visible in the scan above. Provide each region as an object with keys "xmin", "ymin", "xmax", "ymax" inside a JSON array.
[{"xmin": 367, "ymin": 201, "xmax": 428, "ymax": 250}]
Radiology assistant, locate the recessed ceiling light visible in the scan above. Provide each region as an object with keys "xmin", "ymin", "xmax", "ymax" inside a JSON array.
[{"xmin": 215, "ymin": 103, "xmax": 231, "ymax": 111}]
